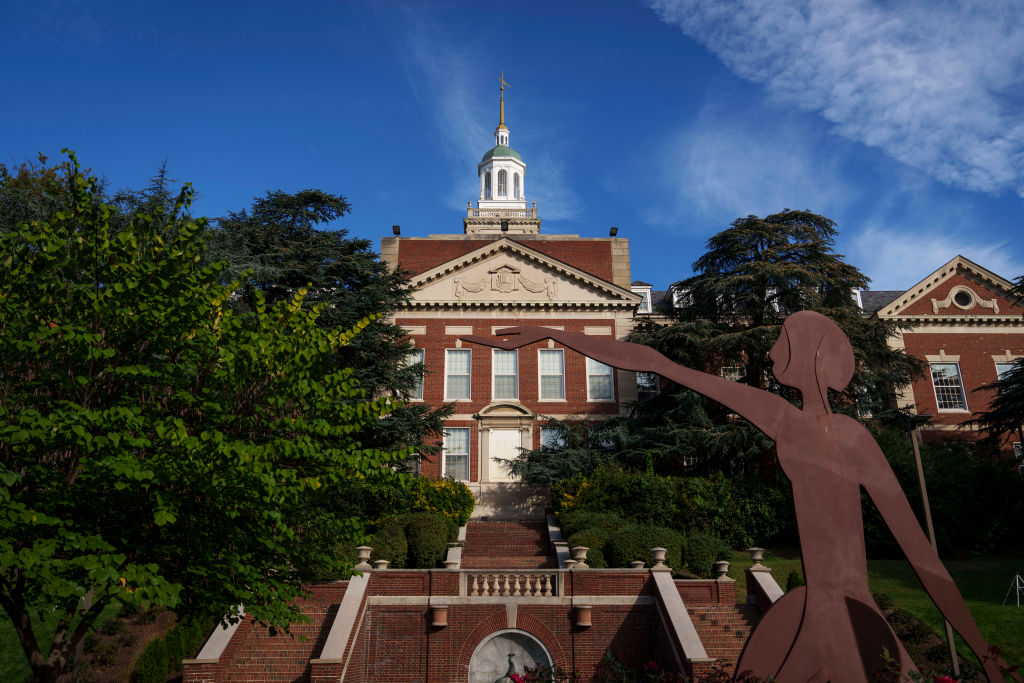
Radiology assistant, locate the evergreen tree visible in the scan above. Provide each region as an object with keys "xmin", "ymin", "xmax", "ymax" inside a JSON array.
[
  {"xmin": 967, "ymin": 357, "xmax": 1024, "ymax": 454},
  {"xmin": 204, "ymin": 190, "xmax": 449, "ymax": 457}
]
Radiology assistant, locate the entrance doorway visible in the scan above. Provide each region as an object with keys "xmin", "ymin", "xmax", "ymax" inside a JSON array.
[{"xmin": 487, "ymin": 429, "xmax": 521, "ymax": 482}]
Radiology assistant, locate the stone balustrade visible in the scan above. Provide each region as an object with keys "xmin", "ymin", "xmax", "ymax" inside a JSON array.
[{"xmin": 465, "ymin": 571, "xmax": 556, "ymax": 597}]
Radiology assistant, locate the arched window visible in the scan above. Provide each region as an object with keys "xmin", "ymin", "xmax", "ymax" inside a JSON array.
[
  {"xmin": 513, "ymin": 173, "xmax": 520, "ymax": 199},
  {"xmin": 484, "ymin": 172, "xmax": 491, "ymax": 200},
  {"xmin": 497, "ymin": 170, "xmax": 507, "ymax": 197}
]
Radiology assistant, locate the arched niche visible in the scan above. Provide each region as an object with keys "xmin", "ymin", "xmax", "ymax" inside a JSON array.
[{"xmin": 468, "ymin": 629, "xmax": 553, "ymax": 683}]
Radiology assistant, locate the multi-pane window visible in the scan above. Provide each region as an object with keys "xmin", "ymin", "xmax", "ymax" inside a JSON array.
[
  {"xmin": 513, "ymin": 173, "xmax": 520, "ymax": 199},
  {"xmin": 996, "ymin": 362, "xmax": 1016, "ymax": 381},
  {"xmin": 445, "ymin": 349, "xmax": 471, "ymax": 400},
  {"xmin": 540, "ymin": 427, "xmax": 565, "ymax": 449},
  {"xmin": 497, "ymin": 169, "xmax": 507, "ymax": 197},
  {"xmin": 443, "ymin": 428, "xmax": 470, "ymax": 481},
  {"xmin": 587, "ymin": 357, "xmax": 614, "ymax": 401},
  {"xmin": 406, "ymin": 349, "xmax": 424, "ymax": 400},
  {"xmin": 636, "ymin": 371, "xmax": 659, "ymax": 402},
  {"xmin": 930, "ymin": 363, "xmax": 968, "ymax": 411},
  {"xmin": 484, "ymin": 172, "xmax": 492, "ymax": 199},
  {"xmin": 492, "ymin": 350, "xmax": 518, "ymax": 399},
  {"xmin": 538, "ymin": 349, "xmax": 565, "ymax": 400}
]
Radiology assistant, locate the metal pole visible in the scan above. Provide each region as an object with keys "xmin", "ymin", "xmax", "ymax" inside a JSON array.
[{"xmin": 911, "ymin": 428, "xmax": 960, "ymax": 676}]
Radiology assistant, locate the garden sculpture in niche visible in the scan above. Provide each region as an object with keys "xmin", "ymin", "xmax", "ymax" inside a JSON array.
[{"xmin": 462, "ymin": 311, "xmax": 1020, "ymax": 682}]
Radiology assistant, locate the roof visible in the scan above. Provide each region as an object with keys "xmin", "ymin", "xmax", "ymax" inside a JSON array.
[
  {"xmin": 631, "ymin": 280, "xmax": 652, "ymax": 287},
  {"xmin": 481, "ymin": 144, "xmax": 522, "ymax": 162},
  {"xmin": 859, "ymin": 290, "xmax": 902, "ymax": 315}
]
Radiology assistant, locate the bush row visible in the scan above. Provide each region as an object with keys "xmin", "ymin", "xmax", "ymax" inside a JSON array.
[
  {"xmin": 369, "ymin": 511, "xmax": 459, "ymax": 569},
  {"xmin": 323, "ymin": 474, "xmax": 475, "ymax": 527},
  {"xmin": 553, "ymin": 466, "xmax": 796, "ymax": 550},
  {"xmin": 561, "ymin": 511, "xmax": 728, "ymax": 577}
]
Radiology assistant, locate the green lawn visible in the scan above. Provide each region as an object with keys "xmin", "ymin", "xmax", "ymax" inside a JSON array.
[{"xmin": 727, "ymin": 549, "xmax": 1024, "ymax": 670}]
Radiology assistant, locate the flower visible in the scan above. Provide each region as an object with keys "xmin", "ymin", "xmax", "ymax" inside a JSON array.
[
  {"xmin": 935, "ymin": 677, "xmax": 956, "ymax": 683},
  {"xmin": 643, "ymin": 660, "xmax": 659, "ymax": 671},
  {"xmin": 510, "ymin": 674, "xmax": 526, "ymax": 683}
]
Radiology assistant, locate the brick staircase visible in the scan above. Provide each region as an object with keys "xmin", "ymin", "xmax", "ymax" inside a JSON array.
[
  {"xmin": 460, "ymin": 519, "xmax": 557, "ymax": 569},
  {"xmin": 216, "ymin": 589, "xmax": 342, "ymax": 683},
  {"xmin": 688, "ymin": 602, "xmax": 761, "ymax": 663}
]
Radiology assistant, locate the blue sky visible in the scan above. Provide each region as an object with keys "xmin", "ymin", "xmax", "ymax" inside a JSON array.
[{"xmin": 3, "ymin": 0, "xmax": 1023, "ymax": 291}]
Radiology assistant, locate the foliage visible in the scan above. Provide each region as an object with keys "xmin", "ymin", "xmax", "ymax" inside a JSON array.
[
  {"xmin": 966, "ymin": 357, "xmax": 1024, "ymax": 451},
  {"xmin": 866, "ymin": 429, "xmax": 1024, "ymax": 556},
  {"xmin": 605, "ymin": 525, "xmax": 685, "ymax": 571},
  {"xmin": 785, "ymin": 570, "xmax": 805, "ymax": 591},
  {"xmin": 369, "ymin": 517, "xmax": 409, "ymax": 569},
  {"xmin": 683, "ymin": 531, "xmax": 730, "ymax": 578},
  {"xmin": 555, "ymin": 512, "xmax": 628, "ymax": 541},
  {"xmin": 0, "ymin": 153, "xmax": 408, "ymax": 681},
  {"xmin": 204, "ymin": 189, "xmax": 450, "ymax": 457},
  {"xmin": 594, "ymin": 649, "xmax": 684, "ymax": 682},
  {"xmin": 131, "ymin": 617, "xmax": 210, "ymax": 683},
  {"xmin": 403, "ymin": 513, "xmax": 456, "ymax": 569},
  {"xmin": 324, "ymin": 476, "xmax": 475, "ymax": 527},
  {"xmin": 674, "ymin": 473, "xmax": 797, "ymax": 549},
  {"xmin": 550, "ymin": 466, "xmax": 677, "ymax": 527},
  {"xmin": 565, "ymin": 529, "xmax": 612, "ymax": 569}
]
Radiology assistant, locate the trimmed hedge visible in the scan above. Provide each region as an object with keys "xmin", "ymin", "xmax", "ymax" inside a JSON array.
[
  {"xmin": 566, "ymin": 527, "xmax": 615, "ymax": 568},
  {"xmin": 604, "ymin": 525, "xmax": 684, "ymax": 570},
  {"xmin": 370, "ymin": 517, "xmax": 409, "ymax": 568},
  {"xmin": 683, "ymin": 530, "xmax": 730, "ymax": 578},
  {"xmin": 403, "ymin": 512, "xmax": 456, "ymax": 569},
  {"xmin": 555, "ymin": 467, "xmax": 676, "ymax": 526}
]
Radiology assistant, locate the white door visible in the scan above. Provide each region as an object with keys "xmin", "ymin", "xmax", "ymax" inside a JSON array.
[{"xmin": 487, "ymin": 429, "xmax": 522, "ymax": 482}]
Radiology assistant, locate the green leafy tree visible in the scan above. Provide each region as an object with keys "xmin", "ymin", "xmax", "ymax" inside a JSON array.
[
  {"xmin": 204, "ymin": 190, "xmax": 448, "ymax": 457},
  {"xmin": 967, "ymin": 357, "xmax": 1024, "ymax": 455},
  {"xmin": 0, "ymin": 153, "xmax": 408, "ymax": 683}
]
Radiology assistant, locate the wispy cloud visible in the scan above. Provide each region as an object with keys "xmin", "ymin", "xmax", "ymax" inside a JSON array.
[
  {"xmin": 648, "ymin": 101, "xmax": 852, "ymax": 227},
  {"xmin": 646, "ymin": 0, "xmax": 1024, "ymax": 197},
  {"xmin": 400, "ymin": 8, "xmax": 579, "ymax": 219},
  {"xmin": 848, "ymin": 223, "xmax": 1024, "ymax": 290}
]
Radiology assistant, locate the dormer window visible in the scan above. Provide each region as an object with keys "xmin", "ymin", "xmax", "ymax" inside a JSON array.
[{"xmin": 497, "ymin": 170, "xmax": 507, "ymax": 197}]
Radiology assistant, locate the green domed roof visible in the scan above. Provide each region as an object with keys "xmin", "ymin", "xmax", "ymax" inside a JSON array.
[{"xmin": 481, "ymin": 144, "xmax": 522, "ymax": 162}]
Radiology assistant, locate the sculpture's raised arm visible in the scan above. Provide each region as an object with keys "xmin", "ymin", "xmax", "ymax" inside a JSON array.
[{"xmin": 461, "ymin": 326, "xmax": 792, "ymax": 440}]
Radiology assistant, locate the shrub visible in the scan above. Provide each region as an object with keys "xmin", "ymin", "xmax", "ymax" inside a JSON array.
[
  {"xmin": 134, "ymin": 638, "xmax": 168, "ymax": 683},
  {"xmin": 566, "ymin": 527, "xmax": 616, "ymax": 569},
  {"xmin": 556, "ymin": 511, "xmax": 627, "ymax": 540},
  {"xmin": 99, "ymin": 618, "xmax": 125, "ymax": 636},
  {"xmin": 409, "ymin": 477, "xmax": 475, "ymax": 526},
  {"xmin": 91, "ymin": 640, "xmax": 119, "ymax": 667},
  {"xmin": 404, "ymin": 512, "xmax": 454, "ymax": 568},
  {"xmin": 579, "ymin": 467, "xmax": 677, "ymax": 526},
  {"xmin": 785, "ymin": 570, "xmax": 805, "ymax": 591},
  {"xmin": 550, "ymin": 473, "xmax": 588, "ymax": 515},
  {"xmin": 370, "ymin": 516, "xmax": 409, "ymax": 568},
  {"xmin": 683, "ymin": 531, "xmax": 730, "ymax": 578},
  {"xmin": 605, "ymin": 525, "xmax": 684, "ymax": 570}
]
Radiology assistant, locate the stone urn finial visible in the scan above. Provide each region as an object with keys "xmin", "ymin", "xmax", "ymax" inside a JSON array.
[
  {"xmin": 713, "ymin": 560, "xmax": 730, "ymax": 578},
  {"xmin": 570, "ymin": 546, "xmax": 589, "ymax": 569},
  {"xmin": 650, "ymin": 547, "xmax": 669, "ymax": 570},
  {"xmin": 373, "ymin": 559, "xmax": 389, "ymax": 570},
  {"xmin": 354, "ymin": 546, "xmax": 373, "ymax": 571},
  {"xmin": 747, "ymin": 547, "xmax": 765, "ymax": 568}
]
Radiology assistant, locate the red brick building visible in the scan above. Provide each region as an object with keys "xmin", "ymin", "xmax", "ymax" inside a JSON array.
[{"xmin": 863, "ymin": 255, "xmax": 1024, "ymax": 458}]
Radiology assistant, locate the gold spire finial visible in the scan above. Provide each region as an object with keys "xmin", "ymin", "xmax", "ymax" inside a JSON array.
[{"xmin": 498, "ymin": 70, "xmax": 509, "ymax": 129}]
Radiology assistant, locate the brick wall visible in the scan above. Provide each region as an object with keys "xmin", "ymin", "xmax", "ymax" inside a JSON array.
[{"xmin": 898, "ymin": 272, "xmax": 1024, "ymax": 317}]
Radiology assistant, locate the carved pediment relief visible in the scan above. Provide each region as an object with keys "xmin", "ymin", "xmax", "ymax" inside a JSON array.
[{"xmin": 410, "ymin": 244, "xmax": 637, "ymax": 308}]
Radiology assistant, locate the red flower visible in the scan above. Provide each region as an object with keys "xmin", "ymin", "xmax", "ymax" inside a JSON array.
[
  {"xmin": 935, "ymin": 677, "xmax": 956, "ymax": 683},
  {"xmin": 643, "ymin": 660, "xmax": 660, "ymax": 671}
]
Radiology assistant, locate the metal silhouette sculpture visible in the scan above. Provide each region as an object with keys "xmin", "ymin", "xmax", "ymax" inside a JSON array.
[{"xmin": 462, "ymin": 311, "xmax": 1019, "ymax": 682}]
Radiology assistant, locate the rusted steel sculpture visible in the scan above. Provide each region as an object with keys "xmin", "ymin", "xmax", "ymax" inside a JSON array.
[{"xmin": 463, "ymin": 311, "xmax": 1019, "ymax": 682}]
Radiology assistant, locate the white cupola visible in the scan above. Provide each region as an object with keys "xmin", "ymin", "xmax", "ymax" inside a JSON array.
[{"xmin": 477, "ymin": 72, "xmax": 527, "ymax": 210}]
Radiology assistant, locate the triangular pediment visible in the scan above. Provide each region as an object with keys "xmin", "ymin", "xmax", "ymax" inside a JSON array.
[
  {"xmin": 405, "ymin": 240, "xmax": 641, "ymax": 309},
  {"xmin": 876, "ymin": 255, "xmax": 1023, "ymax": 322}
]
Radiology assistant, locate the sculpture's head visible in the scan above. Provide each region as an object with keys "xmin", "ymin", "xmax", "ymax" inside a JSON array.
[{"xmin": 769, "ymin": 311, "xmax": 855, "ymax": 401}]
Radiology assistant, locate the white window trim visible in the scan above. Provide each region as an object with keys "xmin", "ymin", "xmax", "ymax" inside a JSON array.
[
  {"xmin": 442, "ymin": 427, "xmax": 471, "ymax": 482},
  {"xmin": 929, "ymin": 362, "xmax": 969, "ymax": 413},
  {"xmin": 491, "ymin": 349, "xmax": 519, "ymax": 401},
  {"xmin": 537, "ymin": 349, "xmax": 566, "ymax": 402},
  {"xmin": 586, "ymin": 357, "xmax": 616, "ymax": 403},
  {"xmin": 444, "ymin": 348, "xmax": 471, "ymax": 401},
  {"xmin": 406, "ymin": 348, "xmax": 424, "ymax": 401}
]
